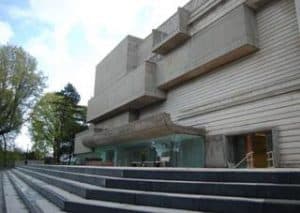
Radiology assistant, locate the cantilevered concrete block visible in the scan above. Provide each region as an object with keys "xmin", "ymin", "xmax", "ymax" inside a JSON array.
[
  {"xmin": 87, "ymin": 62, "xmax": 165, "ymax": 122},
  {"xmin": 94, "ymin": 35, "xmax": 142, "ymax": 95},
  {"xmin": 156, "ymin": 4, "xmax": 259, "ymax": 90},
  {"xmin": 83, "ymin": 113, "xmax": 204, "ymax": 148},
  {"xmin": 246, "ymin": 0, "xmax": 274, "ymax": 10},
  {"xmin": 152, "ymin": 7, "xmax": 190, "ymax": 55},
  {"xmin": 74, "ymin": 130, "xmax": 91, "ymax": 154}
]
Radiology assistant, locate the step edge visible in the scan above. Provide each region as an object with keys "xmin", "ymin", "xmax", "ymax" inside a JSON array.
[{"xmin": 6, "ymin": 171, "xmax": 43, "ymax": 213}]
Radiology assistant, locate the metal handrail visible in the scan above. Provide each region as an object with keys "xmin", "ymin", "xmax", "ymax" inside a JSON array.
[
  {"xmin": 234, "ymin": 151, "xmax": 254, "ymax": 168},
  {"xmin": 267, "ymin": 151, "xmax": 274, "ymax": 167}
]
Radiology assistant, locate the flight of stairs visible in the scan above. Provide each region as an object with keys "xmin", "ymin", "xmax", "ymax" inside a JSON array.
[{"xmin": 1, "ymin": 165, "xmax": 300, "ymax": 212}]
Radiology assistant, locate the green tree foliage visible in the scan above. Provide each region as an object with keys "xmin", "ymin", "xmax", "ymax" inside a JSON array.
[
  {"xmin": 30, "ymin": 93, "xmax": 62, "ymax": 160},
  {"xmin": 30, "ymin": 84, "xmax": 87, "ymax": 163},
  {"xmin": 0, "ymin": 45, "xmax": 45, "ymax": 166},
  {"xmin": 58, "ymin": 83, "xmax": 80, "ymax": 104},
  {"xmin": 0, "ymin": 148, "xmax": 24, "ymax": 168}
]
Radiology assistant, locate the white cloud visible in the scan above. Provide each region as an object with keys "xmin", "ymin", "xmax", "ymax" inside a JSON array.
[
  {"xmin": 11, "ymin": 0, "xmax": 189, "ymax": 150},
  {"xmin": 0, "ymin": 21, "xmax": 13, "ymax": 44},
  {"xmin": 9, "ymin": 0, "xmax": 189, "ymax": 102}
]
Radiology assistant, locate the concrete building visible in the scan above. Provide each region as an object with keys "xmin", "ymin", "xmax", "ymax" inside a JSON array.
[{"xmin": 74, "ymin": 0, "xmax": 300, "ymax": 168}]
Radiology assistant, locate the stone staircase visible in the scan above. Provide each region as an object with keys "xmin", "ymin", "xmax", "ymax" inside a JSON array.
[{"xmin": 1, "ymin": 165, "xmax": 300, "ymax": 212}]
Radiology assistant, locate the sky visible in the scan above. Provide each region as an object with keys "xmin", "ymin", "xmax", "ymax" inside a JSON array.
[{"xmin": 0, "ymin": 0, "xmax": 189, "ymax": 150}]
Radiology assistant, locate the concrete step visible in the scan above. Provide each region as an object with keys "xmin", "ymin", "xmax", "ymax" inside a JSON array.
[
  {"xmin": 23, "ymin": 165, "xmax": 300, "ymax": 200},
  {"xmin": 2, "ymin": 172, "xmax": 28, "ymax": 213},
  {"xmin": 11, "ymin": 169, "xmax": 199, "ymax": 213},
  {"xmin": 6, "ymin": 171, "xmax": 65, "ymax": 213},
  {"xmin": 27, "ymin": 164, "xmax": 300, "ymax": 184},
  {"xmin": 0, "ymin": 172, "xmax": 6, "ymax": 213},
  {"xmin": 15, "ymin": 167, "xmax": 300, "ymax": 213},
  {"xmin": 28, "ymin": 164, "xmax": 124, "ymax": 177}
]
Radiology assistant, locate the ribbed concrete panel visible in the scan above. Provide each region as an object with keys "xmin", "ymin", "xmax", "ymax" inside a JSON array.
[
  {"xmin": 156, "ymin": 4, "xmax": 258, "ymax": 90},
  {"xmin": 140, "ymin": 0, "xmax": 300, "ymax": 167}
]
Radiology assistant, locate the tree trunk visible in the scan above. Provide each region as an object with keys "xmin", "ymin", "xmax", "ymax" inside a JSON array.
[{"xmin": 53, "ymin": 140, "xmax": 60, "ymax": 164}]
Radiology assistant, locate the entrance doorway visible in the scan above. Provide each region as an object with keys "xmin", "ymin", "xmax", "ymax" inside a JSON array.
[{"xmin": 227, "ymin": 131, "xmax": 274, "ymax": 168}]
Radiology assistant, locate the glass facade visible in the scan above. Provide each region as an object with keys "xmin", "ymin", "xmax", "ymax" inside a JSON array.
[{"xmin": 89, "ymin": 134, "xmax": 205, "ymax": 168}]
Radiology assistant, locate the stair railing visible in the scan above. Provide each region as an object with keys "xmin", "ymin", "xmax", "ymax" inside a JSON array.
[
  {"xmin": 267, "ymin": 151, "xmax": 274, "ymax": 167},
  {"xmin": 234, "ymin": 151, "xmax": 254, "ymax": 168}
]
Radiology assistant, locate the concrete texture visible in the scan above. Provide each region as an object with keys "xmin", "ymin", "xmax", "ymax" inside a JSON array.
[
  {"xmin": 74, "ymin": 130, "xmax": 91, "ymax": 154},
  {"xmin": 156, "ymin": 4, "xmax": 258, "ymax": 90},
  {"xmin": 7, "ymin": 171, "xmax": 64, "ymax": 213},
  {"xmin": 7, "ymin": 172, "xmax": 43, "ymax": 213},
  {"xmin": 26, "ymin": 164, "xmax": 300, "ymax": 184},
  {"xmin": 205, "ymin": 135, "xmax": 228, "ymax": 168},
  {"xmin": 85, "ymin": 0, "xmax": 226, "ymax": 123},
  {"xmin": 76, "ymin": 0, "xmax": 300, "ymax": 168},
  {"xmin": 22, "ymin": 166, "xmax": 300, "ymax": 200},
  {"xmin": 12, "ymin": 169, "xmax": 198, "ymax": 213},
  {"xmin": 8, "ymin": 165, "xmax": 300, "ymax": 213},
  {"xmin": 2, "ymin": 173, "xmax": 27, "ymax": 213},
  {"xmin": 246, "ymin": 0, "xmax": 274, "ymax": 10},
  {"xmin": 94, "ymin": 35, "xmax": 142, "ymax": 95},
  {"xmin": 0, "ymin": 173, "xmax": 6, "ymax": 213},
  {"xmin": 95, "ymin": 111, "xmax": 138, "ymax": 129},
  {"xmin": 295, "ymin": 0, "xmax": 300, "ymax": 32},
  {"xmin": 137, "ymin": 0, "xmax": 300, "ymax": 168},
  {"xmin": 152, "ymin": 7, "xmax": 190, "ymax": 55},
  {"xmin": 87, "ymin": 2, "xmax": 259, "ymax": 122},
  {"xmin": 87, "ymin": 61, "xmax": 165, "ymax": 122},
  {"xmin": 82, "ymin": 113, "xmax": 204, "ymax": 148},
  {"xmin": 15, "ymin": 168, "xmax": 300, "ymax": 212}
]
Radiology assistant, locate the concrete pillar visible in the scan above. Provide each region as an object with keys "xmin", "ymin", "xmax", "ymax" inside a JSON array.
[{"xmin": 295, "ymin": 0, "xmax": 300, "ymax": 32}]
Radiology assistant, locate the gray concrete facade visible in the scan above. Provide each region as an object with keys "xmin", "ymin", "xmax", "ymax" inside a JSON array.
[{"xmin": 75, "ymin": 0, "xmax": 300, "ymax": 168}]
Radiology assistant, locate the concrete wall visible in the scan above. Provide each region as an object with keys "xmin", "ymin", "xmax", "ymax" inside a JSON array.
[
  {"xmin": 94, "ymin": 35, "xmax": 142, "ymax": 96},
  {"xmin": 95, "ymin": 111, "xmax": 138, "ymax": 129},
  {"xmin": 89, "ymin": 1, "xmax": 258, "ymax": 123},
  {"xmin": 87, "ymin": 0, "xmax": 213, "ymax": 124},
  {"xmin": 295, "ymin": 0, "xmax": 300, "ymax": 32},
  {"xmin": 74, "ymin": 130, "xmax": 91, "ymax": 154},
  {"xmin": 139, "ymin": 0, "xmax": 300, "ymax": 167},
  {"xmin": 155, "ymin": 4, "xmax": 258, "ymax": 89},
  {"xmin": 82, "ymin": 0, "xmax": 300, "ymax": 167},
  {"xmin": 87, "ymin": 62, "xmax": 165, "ymax": 122}
]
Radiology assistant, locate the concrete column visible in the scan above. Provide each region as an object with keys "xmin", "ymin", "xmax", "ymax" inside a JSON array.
[{"xmin": 295, "ymin": 0, "xmax": 300, "ymax": 32}]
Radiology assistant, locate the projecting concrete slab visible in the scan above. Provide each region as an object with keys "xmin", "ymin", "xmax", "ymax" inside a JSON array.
[{"xmin": 82, "ymin": 112, "xmax": 204, "ymax": 148}]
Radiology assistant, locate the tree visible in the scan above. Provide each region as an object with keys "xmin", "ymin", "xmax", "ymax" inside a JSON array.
[
  {"xmin": 0, "ymin": 45, "xmax": 45, "ymax": 166},
  {"xmin": 58, "ymin": 83, "xmax": 80, "ymax": 104},
  {"xmin": 57, "ymin": 84, "xmax": 86, "ymax": 162},
  {"xmin": 30, "ymin": 84, "xmax": 87, "ymax": 163},
  {"xmin": 30, "ymin": 93, "xmax": 62, "ymax": 161}
]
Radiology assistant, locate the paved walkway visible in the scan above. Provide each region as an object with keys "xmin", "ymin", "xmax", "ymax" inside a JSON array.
[{"xmin": 0, "ymin": 172, "xmax": 5, "ymax": 213}]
